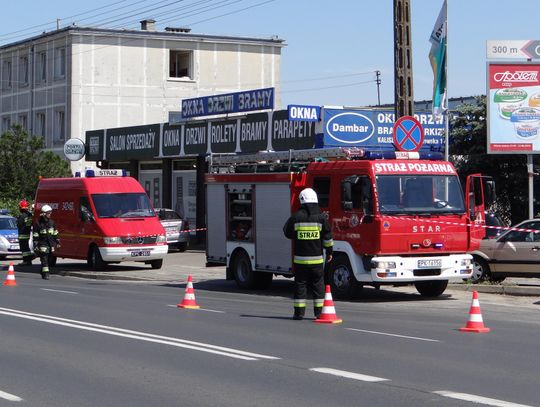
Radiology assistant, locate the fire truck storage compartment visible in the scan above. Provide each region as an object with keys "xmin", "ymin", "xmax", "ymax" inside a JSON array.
[
  {"xmin": 206, "ymin": 183, "xmax": 227, "ymax": 263},
  {"xmin": 253, "ymin": 183, "xmax": 292, "ymax": 273}
]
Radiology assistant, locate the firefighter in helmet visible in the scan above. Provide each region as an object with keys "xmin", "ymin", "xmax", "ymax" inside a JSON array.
[
  {"xmin": 17, "ymin": 200, "xmax": 34, "ymax": 265},
  {"xmin": 32, "ymin": 205, "xmax": 60, "ymax": 280},
  {"xmin": 283, "ymin": 188, "xmax": 333, "ymax": 320}
]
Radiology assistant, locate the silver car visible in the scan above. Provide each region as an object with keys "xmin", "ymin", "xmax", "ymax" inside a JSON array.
[
  {"xmin": 155, "ymin": 208, "xmax": 190, "ymax": 252},
  {"xmin": 471, "ymin": 219, "xmax": 540, "ymax": 283}
]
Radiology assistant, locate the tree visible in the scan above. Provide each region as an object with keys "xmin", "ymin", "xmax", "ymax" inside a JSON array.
[
  {"xmin": 449, "ymin": 96, "xmax": 528, "ymax": 225},
  {"xmin": 0, "ymin": 125, "xmax": 71, "ymax": 213}
]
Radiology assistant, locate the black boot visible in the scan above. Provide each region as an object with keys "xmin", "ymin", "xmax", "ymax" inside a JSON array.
[
  {"xmin": 314, "ymin": 306, "xmax": 323, "ymax": 319},
  {"xmin": 41, "ymin": 272, "xmax": 49, "ymax": 280},
  {"xmin": 293, "ymin": 308, "xmax": 305, "ymax": 320}
]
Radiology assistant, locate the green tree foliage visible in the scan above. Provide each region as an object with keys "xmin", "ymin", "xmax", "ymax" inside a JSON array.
[
  {"xmin": 449, "ymin": 96, "xmax": 528, "ymax": 225},
  {"xmin": 0, "ymin": 125, "xmax": 71, "ymax": 214}
]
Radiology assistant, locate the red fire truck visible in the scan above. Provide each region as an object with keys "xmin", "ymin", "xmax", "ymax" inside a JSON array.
[{"xmin": 205, "ymin": 148, "xmax": 493, "ymax": 298}]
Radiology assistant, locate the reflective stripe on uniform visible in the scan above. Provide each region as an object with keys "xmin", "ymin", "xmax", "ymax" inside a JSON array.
[
  {"xmin": 293, "ymin": 255, "xmax": 324, "ymax": 265},
  {"xmin": 314, "ymin": 299, "xmax": 324, "ymax": 307},
  {"xmin": 42, "ymin": 267, "xmax": 49, "ymax": 272},
  {"xmin": 294, "ymin": 299, "xmax": 306, "ymax": 308},
  {"xmin": 294, "ymin": 222, "xmax": 322, "ymax": 231},
  {"xmin": 18, "ymin": 235, "xmax": 30, "ymax": 239},
  {"xmin": 323, "ymin": 239, "xmax": 334, "ymax": 247}
]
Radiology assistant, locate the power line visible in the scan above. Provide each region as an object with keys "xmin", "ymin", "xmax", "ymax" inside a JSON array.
[{"xmin": 183, "ymin": 0, "xmax": 275, "ymax": 27}]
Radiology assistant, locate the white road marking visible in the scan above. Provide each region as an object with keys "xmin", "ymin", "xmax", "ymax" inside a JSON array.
[
  {"xmin": 166, "ymin": 304, "xmax": 225, "ymax": 313},
  {"xmin": 346, "ymin": 328, "xmax": 440, "ymax": 342},
  {"xmin": 0, "ymin": 390, "xmax": 23, "ymax": 402},
  {"xmin": 0, "ymin": 307, "xmax": 278, "ymax": 361},
  {"xmin": 433, "ymin": 391, "xmax": 534, "ymax": 407},
  {"xmin": 310, "ymin": 367, "xmax": 389, "ymax": 382},
  {"xmin": 40, "ymin": 288, "xmax": 78, "ymax": 295}
]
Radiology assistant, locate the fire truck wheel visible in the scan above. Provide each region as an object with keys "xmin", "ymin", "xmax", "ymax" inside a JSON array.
[
  {"xmin": 329, "ymin": 254, "xmax": 357, "ymax": 299},
  {"xmin": 232, "ymin": 250, "xmax": 257, "ymax": 289},
  {"xmin": 471, "ymin": 256, "xmax": 490, "ymax": 283},
  {"xmin": 414, "ymin": 280, "xmax": 448, "ymax": 297},
  {"xmin": 88, "ymin": 245, "xmax": 106, "ymax": 271}
]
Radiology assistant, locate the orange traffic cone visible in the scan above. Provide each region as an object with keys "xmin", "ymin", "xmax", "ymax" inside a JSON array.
[
  {"xmin": 3, "ymin": 263, "xmax": 17, "ymax": 286},
  {"xmin": 459, "ymin": 291, "xmax": 490, "ymax": 333},
  {"xmin": 177, "ymin": 275, "xmax": 200, "ymax": 309},
  {"xmin": 314, "ymin": 285, "xmax": 342, "ymax": 324}
]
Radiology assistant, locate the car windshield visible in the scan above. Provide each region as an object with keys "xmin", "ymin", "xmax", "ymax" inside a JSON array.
[
  {"xmin": 0, "ymin": 217, "xmax": 16, "ymax": 229},
  {"xmin": 91, "ymin": 193, "xmax": 155, "ymax": 218},
  {"xmin": 376, "ymin": 175, "xmax": 465, "ymax": 215}
]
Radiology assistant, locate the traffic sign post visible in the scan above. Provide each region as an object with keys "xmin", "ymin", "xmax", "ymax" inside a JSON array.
[{"xmin": 393, "ymin": 116, "xmax": 425, "ymax": 152}]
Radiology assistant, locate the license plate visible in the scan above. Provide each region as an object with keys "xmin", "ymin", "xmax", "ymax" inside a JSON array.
[
  {"xmin": 418, "ymin": 259, "xmax": 442, "ymax": 268},
  {"xmin": 10, "ymin": 245, "xmax": 20, "ymax": 250},
  {"xmin": 131, "ymin": 250, "xmax": 151, "ymax": 257}
]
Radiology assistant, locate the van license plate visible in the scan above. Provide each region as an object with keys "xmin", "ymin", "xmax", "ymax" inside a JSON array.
[
  {"xmin": 131, "ymin": 250, "xmax": 151, "ymax": 257},
  {"xmin": 418, "ymin": 259, "xmax": 441, "ymax": 268}
]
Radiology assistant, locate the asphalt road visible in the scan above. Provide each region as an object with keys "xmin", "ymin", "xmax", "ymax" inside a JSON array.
[{"xmin": 1, "ymin": 250, "xmax": 540, "ymax": 406}]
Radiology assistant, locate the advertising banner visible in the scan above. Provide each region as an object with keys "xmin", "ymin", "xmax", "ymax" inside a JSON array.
[
  {"xmin": 181, "ymin": 87, "xmax": 274, "ymax": 119},
  {"xmin": 239, "ymin": 112, "xmax": 270, "ymax": 152},
  {"xmin": 161, "ymin": 124, "xmax": 182, "ymax": 157},
  {"xmin": 321, "ymin": 109, "xmax": 444, "ymax": 151},
  {"xmin": 106, "ymin": 124, "xmax": 159, "ymax": 161},
  {"xmin": 487, "ymin": 63, "xmax": 540, "ymax": 153},
  {"xmin": 85, "ymin": 130, "xmax": 104, "ymax": 161},
  {"xmin": 209, "ymin": 119, "xmax": 238, "ymax": 153},
  {"xmin": 271, "ymin": 109, "xmax": 316, "ymax": 151},
  {"xmin": 183, "ymin": 121, "xmax": 208, "ymax": 155}
]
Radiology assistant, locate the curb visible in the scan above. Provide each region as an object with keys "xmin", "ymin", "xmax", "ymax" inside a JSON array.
[{"xmin": 449, "ymin": 283, "xmax": 540, "ymax": 297}]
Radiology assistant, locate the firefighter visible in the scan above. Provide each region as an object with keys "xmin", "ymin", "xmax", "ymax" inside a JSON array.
[
  {"xmin": 283, "ymin": 188, "xmax": 333, "ymax": 320},
  {"xmin": 33, "ymin": 205, "xmax": 60, "ymax": 280},
  {"xmin": 16, "ymin": 200, "xmax": 34, "ymax": 265}
]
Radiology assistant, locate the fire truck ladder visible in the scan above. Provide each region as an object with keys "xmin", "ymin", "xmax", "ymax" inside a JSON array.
[{"xmin": 207, "ymin": 147, "xmax": 366, "ymax": 171}]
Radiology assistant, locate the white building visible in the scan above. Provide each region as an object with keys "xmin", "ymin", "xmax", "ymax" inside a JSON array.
[{"xmin": 0, "ymin": 20, "xmax": 285, "ymax": 175}]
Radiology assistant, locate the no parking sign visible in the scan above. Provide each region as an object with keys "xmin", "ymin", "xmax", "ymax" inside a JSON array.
[{"xmin": 393, "ymin": 116, "xmax": 424, "ymax": 152}]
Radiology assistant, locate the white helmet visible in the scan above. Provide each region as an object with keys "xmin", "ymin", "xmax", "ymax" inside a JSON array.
[
  {"xmin": 41, "ymin": 204, "xmax": 53, "ymax": 214},
  {"xmin": 299, "ymin": 188, "xmax": 318, "ymax": 204}
]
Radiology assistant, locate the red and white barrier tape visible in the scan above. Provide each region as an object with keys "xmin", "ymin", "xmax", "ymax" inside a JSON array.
[
  {"xmin": 178, "ymin": 227, "xmax": 208, "ymax": 234},
  {"xmin": 385, "ymin": 216, "xmax": 539, "ymax": 234}
]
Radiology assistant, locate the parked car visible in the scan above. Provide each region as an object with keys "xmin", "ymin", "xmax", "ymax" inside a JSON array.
[
  {"xmin": 0, "ymin": 211, "xmax": 21, "ymax": 259},
  {"xmin": 471, "ymin": 218, "xmax": 540, "ymax": 283},
  {"xmin": 484, "ymin": 211, "xmax": 506, "ymax": 239},
  {"xmin": 156, "ymin": 208, "xmax": 190, "ymax": 251}
]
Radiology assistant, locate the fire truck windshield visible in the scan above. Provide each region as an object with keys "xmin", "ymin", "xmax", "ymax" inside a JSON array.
[
  {"xmin": 375, "ymin": 175, "xmax": 465, "ymax": 215},
  {"xmin": 92, "ymin": 193, "xmax": 156, "ymax": 218}
]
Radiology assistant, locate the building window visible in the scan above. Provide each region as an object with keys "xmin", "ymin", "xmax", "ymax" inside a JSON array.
[
  {"xmin": 37, "ymin": 51, "xmax": 47, "ymax": 82},
  {"xmin": 54, "ymin": 47, "xmax": 66, "ymax": 79},
  {"xmin": 2, "ymin": 60, "xmax": 12, "ymax": 89},
  {"xmin": 35, "ymin": 112, "xmax": 46, "ymax": 137},
  {"xmin": 169, "ymin": 50, "xmax": 192, "ymax": 79},
  {"xmin": 2, "ymin": 117, "xmax": 11, "ymax": 132},
  {"xmin": 18, "ymin": 114, "xmax": 27, "ymax": 130},
  {"xmin": 54, "ymin": 110, "xmax": 65, "ymax": 143},
  {"xmin": 19, "ymin": 56, "xmax": 29, "ymax": 86}
]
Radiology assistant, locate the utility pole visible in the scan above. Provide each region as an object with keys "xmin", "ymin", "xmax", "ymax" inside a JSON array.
[
  {"xmin": 393, "ymin": 0, "xmax": 414, "ymax": 118},
  {"xmin": 375, "ymin": 70, "xmax": 381, "ymax": 106}
]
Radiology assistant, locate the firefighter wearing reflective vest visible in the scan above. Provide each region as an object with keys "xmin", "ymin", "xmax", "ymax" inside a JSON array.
[
  {"xmin": 33, "ymin": 205, "xmax": 60, "ymax": 280},
  {"xmin": 283, "ymin": 188, "xmax": 333, "ymax": 320},
  {"xmin": 17, "ymin": 200, "xmax": 34, "ymax": 265}
]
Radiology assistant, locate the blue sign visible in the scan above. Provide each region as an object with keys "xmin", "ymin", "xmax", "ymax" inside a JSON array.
[
  {"xmin": 181, "ymin": 87, "xmax": 274, "ymax": 119},
  {"xmin": 288, "ymin": 104, "xmax": 321, "ymax": 122},
  {"xmin": 393, "ymin": 116, "xmax": 424, "ymax": 152},
  {"xmin": 321, "ymin": 109, "xmax": 444, "ymax": 151}
]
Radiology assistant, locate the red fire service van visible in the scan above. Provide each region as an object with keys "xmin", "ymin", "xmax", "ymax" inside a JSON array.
[
  {"xmin": 205, "ymin": 148, "xmax": 494, "ymax": 298},
  {"xmin": 34, "ymin": 170, "xmax": 168, "ymax": 270}
]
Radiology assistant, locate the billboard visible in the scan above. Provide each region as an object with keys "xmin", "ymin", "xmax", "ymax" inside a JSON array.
[
  {"xmin": 487, "ymin": 62, "xmax": 540, "ymax": 153},
  {"xmin": 320, "ymin": 108, "xmax": 445, "ymax": 152}
]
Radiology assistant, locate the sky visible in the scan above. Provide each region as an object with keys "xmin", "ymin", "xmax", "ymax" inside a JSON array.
[{"xmin": 3, "ymin": 0, "xmax": 540, "ymax": 109}]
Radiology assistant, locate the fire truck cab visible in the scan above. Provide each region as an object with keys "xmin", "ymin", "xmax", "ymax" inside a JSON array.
[{"xmin": 205, "ymin": 148, "xmax": 493, "ymax": 298}]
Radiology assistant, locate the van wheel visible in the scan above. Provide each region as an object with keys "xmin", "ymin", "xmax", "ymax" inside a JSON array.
[
  {"xmin": 177, "ymin": 242, "xmax": 188, "ymax": 252},
  {"xmin": 150, "ymin": 259, "xmax": 163, "ymax": 269},
  {"xmin": 414, "ymin": 280, "xmax": 448, "ymax": 297},
  {"xmin": 329, "ymin": 254, "xmax": 357, "ymax": 299},
  {"xmin": 232, "ymin": 251, "xmax": 256, "ymax": 289},
  {"xmin": 471, "ymin": 256, "xmax": 490, "ymax": 283},
  {"xmin": 88, "ymin": 246, "xmax": 106, "ymax": 271}
]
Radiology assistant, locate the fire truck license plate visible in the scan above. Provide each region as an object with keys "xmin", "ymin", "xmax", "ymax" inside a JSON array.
[
  {"xmin": 131, "ymin": 250, "xmax": 151, "ymax": 257},
  {"xmin": 418, "ymin": 259, "xmax": 441, "ymax": 268}
]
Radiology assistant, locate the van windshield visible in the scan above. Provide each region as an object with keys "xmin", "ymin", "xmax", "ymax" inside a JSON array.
[
  {"xmin": 92, "ymin": 193, "xmax": 155, "ymax": 218},
  {"xmin": 375, "ymin": 175, "xmax": 465, "ymax": 215}
]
